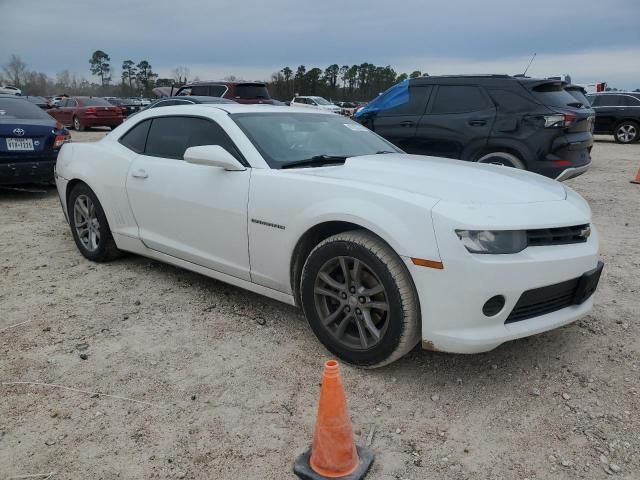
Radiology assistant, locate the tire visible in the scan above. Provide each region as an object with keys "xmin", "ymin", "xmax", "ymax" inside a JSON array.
[
  {"xmin": 68, "ymin": 183, "xmax": 121, "ymax": 262},
  {"xmin": 300, "ymin": 230, "xmax": 420, "ymax": 368},
  {"xmin": 477, "ymin": 151, "xmax": 526, "ymax": 169},
  {"xmin": 614, "ymin": 121, "xmax": 639, "ymax": 144},
  {"xmin": 73, "ymin": 116, "xmax": 85, "ymax": 132}
]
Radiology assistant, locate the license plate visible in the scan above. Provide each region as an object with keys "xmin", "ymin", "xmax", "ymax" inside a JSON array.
[
  {"xmin": 573, "ymin": 261, "xmax": 604, "ymax": 304},
  {"xmin": 6, "ymin": 138, "xmax": 34, "ymax": 151}
]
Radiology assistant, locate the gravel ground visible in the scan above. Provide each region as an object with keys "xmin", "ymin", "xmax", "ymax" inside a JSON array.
[{"xmin": 1, "ymin": 131, "xmax": 638, "ymax": 480}]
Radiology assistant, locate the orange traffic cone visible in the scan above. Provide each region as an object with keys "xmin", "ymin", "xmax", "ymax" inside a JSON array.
[
  {"xmin": 294, "ymin": 360, "xmax": 375, "ymax": 480},
  {"xmin": 631, "ymin": 165, "xmax": 640, "ymax": 184}
]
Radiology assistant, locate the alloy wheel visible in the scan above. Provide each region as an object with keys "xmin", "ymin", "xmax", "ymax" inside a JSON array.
[
  {"xmin": 73, "ymin": 194, "xmax": 100, "ymax": 252},
  {"xmin": 313, "ymin": 256, "xmax": 390, "ymax": 350},
  {"xmin": 616, "ymin": 124, "xmax": 637, "ymax": 143}
]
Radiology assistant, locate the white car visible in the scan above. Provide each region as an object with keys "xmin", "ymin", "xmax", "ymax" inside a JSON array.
[
  {"xmin": 54, "ymin": 105, "xmax": 603, "ymax": 367},
  {"xmin": 0, "ymin": 85, "xmax": 22, "ymax": 95},
  {"xmin": 290, "ymin": 96, "xmax": 342, "ymax": 114}
]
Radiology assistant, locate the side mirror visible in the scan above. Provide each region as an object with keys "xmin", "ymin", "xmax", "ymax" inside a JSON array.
[{"xmin": 183, "ymin": 145, "xmax": 246, "ymax": 171}]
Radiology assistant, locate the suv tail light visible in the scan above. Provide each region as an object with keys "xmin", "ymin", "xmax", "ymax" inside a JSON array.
[{"xmin": 544, "ymin": 113, "xmax": 577, "ymax": 128}]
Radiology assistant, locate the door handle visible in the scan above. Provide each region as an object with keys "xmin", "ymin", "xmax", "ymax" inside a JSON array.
[
  {"xmin": 399, "ymin": 121, "xmax": 415, "ymax": 127},
  {"xmin": 131, "ymin": 169, "xmax": 148, "ymax": 179},
  {"xmin": 469, "ymin": 120, "xmax": 487, "ymax": 126}
]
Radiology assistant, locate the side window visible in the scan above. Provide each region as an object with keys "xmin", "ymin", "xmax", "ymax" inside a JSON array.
[
  {"xmin": 595, "ymin": 95, "xmax": 622, "ymax": 107},
  {"xmin": 190, "ymin": 86, "xmax": 209, "ymax": 96},
  {"xmin": 176, "ymin": 87, "xmax": 191, "ymax": 96},
  {"xmin": 209, "ymin": 85, "xmax": 227, "ymax": 97},
  {"xmin": 377, "ymin": 86, "xmax": 432, "ymax": 116},
  {"xmin": 144, "ymin": 116, "xmax": 242, "ymax": 161},
  {"xmin": 430, "ymin": 86, "xmax": 492, "ymax": 114},
  {"xmin": 488, "ymin": 89, "xmax": 534, "ymax": 113},
  {"xmin": 67, "ymin": 99, "xmax": 77, "ymax": 108},
  {"xmin": 119, "ymin": 119, "xmax": 151, "ymax": 153},
  {"xmin": 59, "ymin": 99, "xmax": 68, "ymax": 107},
  {"xmin": 621, "ymin": 95, "xmax": 640, "ymax": 106}
]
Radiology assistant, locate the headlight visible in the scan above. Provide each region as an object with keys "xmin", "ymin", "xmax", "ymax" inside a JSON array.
[{"xmin": 455, "ymin": 230, "xmax": 527, "ymax": 254}]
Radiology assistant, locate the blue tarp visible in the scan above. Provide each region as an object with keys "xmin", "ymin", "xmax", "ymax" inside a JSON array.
[{"xmin": 354, "ymin": 80, "xmax": 409, "ymax": 118}]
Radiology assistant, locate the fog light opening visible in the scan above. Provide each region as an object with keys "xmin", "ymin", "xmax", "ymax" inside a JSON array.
[{"xmin": 483, "ymin": 295, "xmax": 506, "ymax": 317}]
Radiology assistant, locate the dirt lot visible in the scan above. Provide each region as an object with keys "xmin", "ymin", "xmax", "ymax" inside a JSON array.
[{"xmin": 1, "ymin": 131, "xmax": 638, "ymax": 480}]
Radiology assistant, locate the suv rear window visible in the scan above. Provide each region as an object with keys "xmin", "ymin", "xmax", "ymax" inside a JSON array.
[
  {"xmin": 234, "ymin": 84, "xmax": 270, "ymax": 100},
  {"xmin": 565, "ymin": 88, "xmax": 590, "ymax": 108},
  {"xmin": 530, "ymin": 83, "xmax": 583, "ymax": 109}
]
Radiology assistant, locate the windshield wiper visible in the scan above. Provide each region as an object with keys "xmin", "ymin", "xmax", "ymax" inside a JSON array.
[{"xmin": 281, "ymin": 155, "xmax": 348, "ymax": 169}]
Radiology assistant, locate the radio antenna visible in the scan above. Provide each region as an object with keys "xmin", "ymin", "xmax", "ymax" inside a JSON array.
[{"xmin": 523, "ymin": 53, "xmax": 536, "ymax": 76}]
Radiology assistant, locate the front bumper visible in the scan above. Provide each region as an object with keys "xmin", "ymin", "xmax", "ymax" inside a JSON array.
[
  {"xmin": 410, "ymin": 200, "xmax": 600, "ymax": 354},
  {"xmin": 0, "ymin": 158, "xmax": 56, "ymax": 185}
]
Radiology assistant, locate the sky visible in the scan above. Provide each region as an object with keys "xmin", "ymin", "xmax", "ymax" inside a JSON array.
[{"xmin": 1, "ymin": 0, "xmax": 639, "ymax": 89}]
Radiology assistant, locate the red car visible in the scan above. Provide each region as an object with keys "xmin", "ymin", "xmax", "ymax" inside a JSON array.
[
  {"xmin": 174, "ymin": 81, "xmax": 274, "ymax": 104},
  {"xmin": 47, "ymin": 96, "xmax": 123, "ymax": 131}
]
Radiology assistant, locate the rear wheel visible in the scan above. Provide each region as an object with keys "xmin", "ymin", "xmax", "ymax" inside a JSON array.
[
  {"xmin": 477, "ymin": 151, "xmax": 526, "ymax": 169},
  {"xmin": 73, "ymin": 116, "xmax": 85, "ymax": 132},
  {"xmin": 614, "ymin": 121, "xmax": 638, "ymax": 144},
  {"xmin": 68, "ymin": 183, "xmax": 121, "ymax": 262},
  {"xmin": 300, "ymin": 230, "xmax": 420, "ymax": 368}
]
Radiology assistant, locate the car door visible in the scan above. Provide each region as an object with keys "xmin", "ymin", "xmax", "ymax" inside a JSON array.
[
  {"xmin": 362, "ymin": 85, "xmax": 432, "ymax": 153},
  {"xmin": 591, "ymin": 95, "xmax": 622, "ymax": 133},
  {"xmin": 415, "ymin": 85, "xmax": 496, "ymax": 159},
  {"xmin": 125, "ymin": 115, "xmax": 252, "ymax": 280},
  {"xmin": 50, "ymin": 99, "xmax": 68, "ymax": 123},
  {"xmin": 65, "ymin": 98, "xmax": 78, "ymax": 125}
]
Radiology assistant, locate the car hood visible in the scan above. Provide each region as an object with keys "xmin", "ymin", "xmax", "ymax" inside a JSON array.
[{"xmin": 291, "ymin": 154, "xmax": 567, "ymax": 205}]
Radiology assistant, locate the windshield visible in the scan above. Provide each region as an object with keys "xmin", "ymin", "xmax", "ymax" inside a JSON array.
[
  {"xmin": 311, "ymin": 97, "xmax": 331, "ymax": 105},
  {"xmin": 232, "ymin": 112, "xmax": 400, "ymax": 168},
  {"xmin": 0, "ymin": 98, "xmax": 52, "ymax": 120}
]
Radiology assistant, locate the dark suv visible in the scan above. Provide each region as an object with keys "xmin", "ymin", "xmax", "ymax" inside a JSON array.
[
  {"xmin": 586, "ymin": 92, "xmax": 640, "ymax": 144},
  {"xmin": 354, "ymin": 75, "xmax": 595, "ymax": 180},
  {"xmin": 174, "ymin": 81, "xmax": 274, "ymax": 104}
]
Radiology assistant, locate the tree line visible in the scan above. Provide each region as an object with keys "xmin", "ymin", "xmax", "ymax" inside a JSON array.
[
  {"xmin": 3, "ymin": 52, "xmax": 638, "ymax": 101},
  {"xmin": 267, "ymin": 64, "xmax": 424, "ymax": 101}
]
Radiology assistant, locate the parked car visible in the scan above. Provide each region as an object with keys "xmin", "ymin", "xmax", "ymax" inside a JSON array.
[
  {"xmin": 585, "ymin": 92, "xmax": 640, "ymax": 144},
  {"xmin": 0, "ymin": 85, "xmax": 22, "ymax": 95},
  {"xmin": 334, "ymin": 101, "xmax": 358, "ymax": 116},
  {"xmin": 0, "ymin": 94, "xmax": 70, "ymax": 185},
  {"xmin": 105, "ymin": 98, "xmax": 141, "ymax": 117},
  {"xmin": 23, "ymin": 96, "xmax": 50, "ymax": 110},
  {"xmin": 291, "ymin": 96, "xmax": 342, "ymax": 114},
  {"xmin": 175, "ymin": 81, "xmax": 274, "ymax": 104},
  {"xmin": 47, "ymin": 96, "xmax": 123, "ymax": 131},
  {"xmin": 354, "ymin": 75, "xmax": 595, "ymax": 181},
  {"xmin": 54, "ymin": 104, "xmax": 602, "ymax": 367}
]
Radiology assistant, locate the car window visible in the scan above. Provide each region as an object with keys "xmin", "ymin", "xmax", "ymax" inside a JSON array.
[
  {"xmin": 430, "ymin": 86, "xmax": 491, "ymax": 114},
  {"xmin": 0, "ymin": 98, "xmax": 52, "ymax": 120},
  {"xmin": 68, "ymin": 99, "xmax": 78, "ymax": 107},
  {"xmin": 592, "ymin": 95, "xmax": 621, "ymax": 107},
  {"xmin": 621, "ymin": 95, "xmax": 640, "ymax": 106},
  {"xmin": 190, "ymin": 86, "xmax": 209, "ymax": 96},
  {"xmin": 144, "ymin": 116, "xmax": 242, "ymax": 161},
  {"xmin": 360, "ymin": 83, "xmax": 432, "ymax": 117},
  {"xmin": 488, "ymin": 89, "xmax": 534, "ymax": 113},
  {"xmin": 79, "ymin": 97, "xmax": 112, "ymax": 107},
  {"xmin": 119, "ymin": 119, "xmax": 151, "ymax": 153},
  {"xmin": 209, "ymin": 85, "xmax": 227, "ymax": 97},
  {"xmin": 234, "ymin": 84, "xmax": 270, "ymax": 100}
]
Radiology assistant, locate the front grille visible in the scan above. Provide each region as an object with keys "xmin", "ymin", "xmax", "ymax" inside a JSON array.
[
  {"xmin": 505, "ymin": 277, "xmax": 579, "ymax": 324},
  {"xmin": 527, "ymin": 224, "xmax": 590, "ymax": 247}
]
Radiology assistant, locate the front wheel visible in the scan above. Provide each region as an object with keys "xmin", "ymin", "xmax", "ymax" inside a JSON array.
[
  {"xmin": 73, "ymin": 116, "xmax": 85, "ymax": 132},
  {"xmin": 614, "ymin": 121, "xmax": 638, "ymax": 144},
  {"xmin": 68, "ymin": 183, "xmax": 121, "ymax": 262},
  {"xmin": 300, "ymin": 231, "xmax": 420, "ymax": 368}
]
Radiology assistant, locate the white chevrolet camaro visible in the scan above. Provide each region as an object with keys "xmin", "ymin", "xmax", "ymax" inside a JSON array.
[{"xmin": 54, "ymin": 105, "xmax": 603, "ymax": 367}]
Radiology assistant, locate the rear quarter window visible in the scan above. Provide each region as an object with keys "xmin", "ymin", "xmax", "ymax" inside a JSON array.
[{"xmin": 488, "ymin": 89, "xmax": 534, "ymax": 113}]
